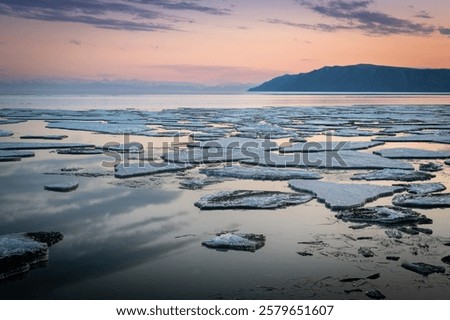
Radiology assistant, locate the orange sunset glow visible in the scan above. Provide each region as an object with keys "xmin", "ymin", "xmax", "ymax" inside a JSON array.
[{"xmin": 0, "ymin": 0, "xmax": 449, "ymax": 85}]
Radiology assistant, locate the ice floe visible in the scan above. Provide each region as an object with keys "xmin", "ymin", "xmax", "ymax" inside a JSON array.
[
  {"xmin": 0, "ymin": 150, "xmax": 35, "ymax": 158},
  {"xmin": 373, "ymin": 148, "xmax": 450, "ymax": 159},
  {"xmin": 44, "ymin": 181, "xmax": 79, "ymax": 192},
  {"xmin": 202, "ymin": 233, "xmax": 265, "ymax": 252},
  {"xmin": 289, "ymin": 180, "xmax": 404, "ymax": 210},
  {"xmin": 365, "ymin": 290, "xmax": 386, "ymax": 300},
  {"xmin": 57, "ymin": 148, "xmax": 103, "ymax": 155},
  {"xmin": 351, "ymin": 169, "xmax": 435, "ymax": 182},
  {"xmin": 358, "ymin": 247, "xmax": 375, "ymax": 257},
  {"xmin": 106, "ymin": 142, "xmax": 144, "ymax": 153},
  {"xmin": 199, "ymin": 165, "xmax": 322, "ymax": 180},
  {"xmin": 335, "ymin": 206, "xmax": 431, "ymax": 225},
  {"xmin": 20, "ymin": 135, "xmax": 68, "ymax": 140},
  {"xmin": 401, "ymin": 262, "xmax": 446, "ymax": 276},
  {"xmin": 0, "ymin": 232, "xmax": 63, "ymax": 280},
  {"xmin": 241, "ymin": 150, "xmax": 413, "ymax": 170},
  {"xmin": 385, "ymin": 229, "xmax": 403, "ymax": 239},
  {"xmin": 188, "ymin": 137, "xmax": 278, "ymax": 151},
  {"xmin": 162, "ymin": 148, "xmax": 259, "ymax": 164},
  {"xmin": 280, "ymin": 141, "xmax": 383, "ymax": 153},
  {"xmin": 46, "ymin": 121, "xmax": 152, "ymax": 135},
  {"xmin": 392, "ymin": 193, "xmax": 450, "ymax": 208},
  {"xmin": 393, "ymin": 183, "xmax": 446, "ymax": 194},
  {"xmin": 195, "ymin": 190, "xmax": 313, "ymax": 210},
  {"xmin": 330, "ymin": 129, "xmax": 376, "ymax": 137},
  {"xmin": 419, "ymin": 162, "xmax": 443, "ymax": 172},
  {"xmin": 114, "ymin": 162, "xmax": 193, "ymax": 178},
  {"xmin": 179, "ymin": 177, "xmax": 226, "ymax": 190},
  {"xmin": 373, "ymin": 135, "xmax": 450, "ymax": 144},
  {"xmin": 0, "ymin": 142, "xmax": 95, "ymax": 150},
  {"xmin": 0, "ymin": 130, "xmax": 13, "ymax": 137}
]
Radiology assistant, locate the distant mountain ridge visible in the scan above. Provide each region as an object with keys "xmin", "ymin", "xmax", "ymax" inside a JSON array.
[{"xmin": 249, "ymin": 64, "xmax": 450, "ymax": 92}]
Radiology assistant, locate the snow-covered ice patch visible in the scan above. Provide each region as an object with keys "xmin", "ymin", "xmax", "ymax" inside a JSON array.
[
  {"xmin": 393, "ymin": 193, "xmax": 450, "ymax": 208},
  {"xmin": 419, "ymin": 162, "xmax": 443, "ymax": 172},
  {"xmin": 242, "ymin": 150, "xmax": 413, "ymax": 170},
  {"xmin": 46, "ymin": 121, "xmax": 152, "ymax": 135},
  {"xmin": 0, "ymin": 130, "xmax": 13, "ymax": 137},
  {"xmin": 162, "ymin": 148, "xmax": 259, "ymax": 164},
  {"xmin": 373, "ymin": 135, "xmax": 450, "ymax": 144},
  {"xmin": 335, "ymin": 206, "xmax": 430, "ymax": 225},
  {"xmin": 44, "ymin": 181, "xmax": 79, "ymax": 192},
  {"xmin": 202, "ymin": 233, "xmax": 265, "ymax": 252},
  {"xmin": 289, "ymin": 180, "xmax": 404, "ymax": 210},
  {"xmin": 373, "ymin": 148, "xmax": 450, "ymax": 159},
  {"xmin": 0, "ymin": 232, "xmax": 63, "ymax": 280},
  {"xmin": 200, "ymin": 165, "xmax": 321, "ymax": 180},
  {"xmin": 351, "ymin": 169, "xmax": 434, "ymax": 182},
  {"xmin": 195, "ymin": 190, "xmax": 313, "ymax": 210},
  {"xmin": 0, "ymin": 142, "xmax": 95, "ymax": 150},
  {"xmin": 114, "ymin": 162, "xmax": 193, "ymax": 178},
  {"xmin": 393, "ymin": 183, "xmax": 446, "ymax": 194},
  {"xmin": 280, "ymin": 141, "xmax": 383, "ymax": 153},
  {"xmin": 188, "ymin": 137, "xmax": 278, "ymax": 151}
]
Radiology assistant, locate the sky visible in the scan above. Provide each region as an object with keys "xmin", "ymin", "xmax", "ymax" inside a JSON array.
[{"xmin": 0, "ymin": 0, "xmax": 449, "ymax": 85}]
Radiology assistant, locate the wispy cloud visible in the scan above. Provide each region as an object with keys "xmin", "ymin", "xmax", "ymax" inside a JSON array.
[
  {"xmin": 439, "ymin": 27, "xmax": 450, "ymax": 37},
  {"xmin": 414, "ymin": 10, "xmax": 433, "ymax": 19},
  {"xmin": 277, "ymin": 0, "xmax": 436, "ymax": 36},
  {"xmin": 0, "ymin": 0, "xmax": 231, "ymax": 32},
  {"xmin": 127, "ymin": 0, "xmax": 231, "ymax": 16}
]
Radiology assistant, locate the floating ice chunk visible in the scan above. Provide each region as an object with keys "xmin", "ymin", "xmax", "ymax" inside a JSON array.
[
  {"xmin": 195, "ymin": 190, "xmax": 313, "ymax": 210},
  {"xmin": 142, "ymin": 131, "xmax": 188, "ymax": 137},
  {"xmin": 114, "ymin": 162, "xmax": 193, "ymax": 178},
  {"xmin": 373, "ymin": 148, "xmax": 450, "ymax": 159},
  {"xmin": 0, "ymin": 130, "xmax": 13, "ymax": 137},
  {"xmin": 0, "ymin": 150, "xmax": 35, "ymax": 158},
  {"xmin": 419, "ymin": 162, "xmax": 443, "ymax": 172},
  {"xmin": 358, "ymin": 247, "xmax": 375, "ymax": 257},
  {"xmin": 57, "ymin": 148, "xmax": 103, "ymax": 155},
  {"xmin": 385, "ymin": 229, "xmax": 402, "ymax": 239},
  {"xmin": 46, "ymin": 121, "xmax": 152, "ymax": 135},
  {"xmin": 401, "ymin": 262, "xmax": 446, "ymax": 276},
  {"xmin": 0, "ymin": 142, "xmax": 95, "ymax": 150},
  {"xmin": 373, "ymin": 135, "xmax": 450, "ymax": 144},
  {"xmin": 200, "ymin": 165, "xmax": 321, "ymax": 180},
  {"xmin": 0, "ymin": 119, "xmax": 26, "ymax": 125},
  {"xmin": 179, "ymin": 177, "xmax": 226, "ymax": 190},
  {"xmin": 393, "ymin": 183, "xmax": 446, "ymax": 194},
  {"xmin": 44, "ymin": 181, "xmax": 79, "ymax": 192},
  {"xmin": 393, "ymin": 193, "xmax": 450, "ymax": 208},
  {"xmin": 106, "ymin": 142, "xmax": 143, "ymax": 153},
  {"xmin": 162, "ymin": 148, "xmax": 259, "ymax": 164},
  {"xmin": 351, "ymin": 169, "xmax": 434, "ymax": 182},
  {"xmin": 20, "ymin": 135, "xmax": 68, "ymax": 140},
  {"xmin": 335, "ymin": 206, "xmax": 430, "ymax": 225},
  {"xmin": 0, "ymin": 232, "xmax": 63, "ymax": 280},
  {"xmin": 202, "ymin": 233, "xmax": 265, "ymax": 252},
  {"xmin": 241, "ymin": 150, "xmax": 413, "ymax": 170},
  {"xmin": 331, "ymin": 129, "xmax": 376, "ymax": 137},
  {"xmin": 188, "ymin": 137, "xmax": 277, "ymax": 151},
  {"xmin": 280, "ymin": 141, "xmax": 383, "ymax": 153},
  {"xmin": 366, "ymin": 290, "xmax": 386, "ymax": 300},
  {"xmin": 289, "ymin": 180, "xmax": 404, "ymax": 210}
]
